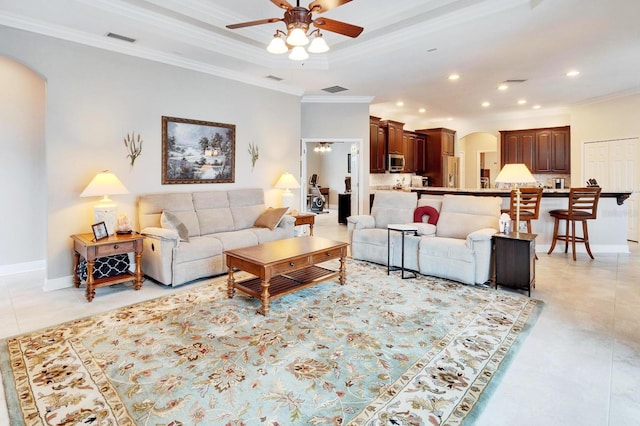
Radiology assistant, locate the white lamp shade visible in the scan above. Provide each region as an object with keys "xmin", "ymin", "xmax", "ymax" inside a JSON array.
[
  {"xmin": 286, "ymin": 27, "xmax": 309, "ymax": 46},
  {"xmin": 494, "ymin": 164, "xmax": 536, "ymax": 185},
  {"xmin": 288, "ymin": 46, "xmax": 309, "ymax": 61},
  {"xmin": 267, "ymin": 36, "xmax": 288, "ymax": 54},
  {"xmin": 80, "ymin": 171, "xmax": 129, "ymax": 198},
  {"xmin": 308, "ymin": 34, "xmax": 329, "ymax": 53},
  {"xmin": 275, "ymin": 172, "xmax": 300, "ymax": 190}
]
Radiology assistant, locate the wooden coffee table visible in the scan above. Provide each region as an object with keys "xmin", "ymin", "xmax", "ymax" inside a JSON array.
[{"xmin": 225, "ymin": 236, "xmax": 349, "ymax": 315}]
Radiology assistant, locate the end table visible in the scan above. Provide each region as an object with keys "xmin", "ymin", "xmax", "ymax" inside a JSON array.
[
  {"xmin": 71, "ymin": 232, "xmax": 145, "ymax": 302},
  {"xmin": 493, "ymin": 232, "xmax": 537, "ymax": 296}
]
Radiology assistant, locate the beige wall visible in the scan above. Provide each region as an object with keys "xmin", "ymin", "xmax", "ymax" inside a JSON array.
[
  {"xmin": 0, "ymin": 57, "xmax": 46, "ymax": 270},
  {"xmin": 0, "ymin": 27, "xmax": 301, "ymax": 286},
  {"xmin": 459, "ymin": 132, "xmax": 498, "ymax": 188}
]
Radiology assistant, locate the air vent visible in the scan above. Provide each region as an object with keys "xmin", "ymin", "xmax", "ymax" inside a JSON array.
[
  {"xmin": 504, "ymin": 79, "xmax": 527, "ymax": 83},
  {"xmin": 106, "ymin": 32, "xmax": 136, "ymax": 43},
  {"xmin": 322, "ymin": 85, "xmax": 348, "ymax": 93},
  {"xmin": 265, "ymin": 75, "xmax": 283, "ymax": 82}
]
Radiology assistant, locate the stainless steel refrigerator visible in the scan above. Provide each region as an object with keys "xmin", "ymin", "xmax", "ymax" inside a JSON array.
[{"xmin": 443, "ymin": 155, "xmax": 460, "ymax": 188}]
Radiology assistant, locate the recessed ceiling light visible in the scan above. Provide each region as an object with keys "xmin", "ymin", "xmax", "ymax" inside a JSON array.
[
  {"xmin": 498, "ymin": 84, "xmax": 509, "ymax": 91},
  {"xmin": 566, "ymin": 70, "xmax": 580, "ymax": 77},
  {"xmin": 447, "ymin": 117, "xmax": 453, "ymax": 121},
  {"xmin": 396, "ymin": 101, "xmax": 404, "ymax": 107},
  {"xmin": 517, "ymin": 99, "xmax": 527, "ymax": 105},
  {"xmin": 418, "ymin": 108, "xmax": 426, "ymax": 113},
  {"xmin": 448, "ymin": 74, "xmax": 460, "ymax": 81},
  {"xmin": 481, "ymin": 101, "xmax": 491, "ymax": 108},
  {"xmin": 533, "ymin": 104, "xmax": 541, "ymax": 109}
]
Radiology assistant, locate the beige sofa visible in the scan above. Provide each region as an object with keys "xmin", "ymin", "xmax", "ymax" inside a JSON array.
[
  {"xmin": 138, "ymin": 188, "xmax": 295, "ymax": 286},
  {"xmin": 348, "ymin": 191, "xmax": 501, "ymax": 285}
]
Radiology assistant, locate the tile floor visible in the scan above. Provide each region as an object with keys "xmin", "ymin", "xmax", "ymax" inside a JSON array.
[{"xmin": 1, "ymin": 210, "xmax": 639, "ymax": 425}]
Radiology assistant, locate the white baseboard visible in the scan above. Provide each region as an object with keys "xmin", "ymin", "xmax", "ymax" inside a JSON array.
[
  {"xmin": 44, "ymin": 275, "xmax": 75, "ymax": 292},
  {"xmin": 0, "ymin": 260, "xmax": 45, "ymax": 276}
]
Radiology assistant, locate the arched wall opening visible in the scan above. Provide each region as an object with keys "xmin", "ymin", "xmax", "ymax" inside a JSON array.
[{"xmin": 458, "ymin": 132, "xmax": 499, "ymax": 189}]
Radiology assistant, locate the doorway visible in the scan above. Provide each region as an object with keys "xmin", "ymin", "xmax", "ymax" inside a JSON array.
[{"xmin": 300, "ymin": 138, "xmax": 362, "ymax": 218}]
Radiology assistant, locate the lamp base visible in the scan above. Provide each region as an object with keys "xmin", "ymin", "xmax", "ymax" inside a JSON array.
[
  {"xmin": 94, "ymin": 204, "xmax": 117, "ymax": 235},
  {"xmin": 281, "ymin": 191, "xmax": 294, "ymax": 212}
]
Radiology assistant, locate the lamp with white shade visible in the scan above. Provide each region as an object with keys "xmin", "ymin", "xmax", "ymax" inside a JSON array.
[
  {"xmin": 80, "ymin": 171, "xmax": 129, "ymax": 235},
  {"xmin": 494, "ymin": 164, "xmax": 537, "ymax": 235},
  {"xmin": 274, "ymin": 172, "xmax": 300, "ymax": 212}
]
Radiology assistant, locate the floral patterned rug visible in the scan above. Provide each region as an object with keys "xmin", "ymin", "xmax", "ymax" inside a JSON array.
[{"xmin": 1, "ymin": 260, "xmax": 541, "ymax": 425}]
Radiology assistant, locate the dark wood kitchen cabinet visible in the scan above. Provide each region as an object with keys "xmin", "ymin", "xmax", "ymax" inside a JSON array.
[
  {"xmin": 369, "ymin": 116, "xmax": 386, "ymax": 173},
  {"xmin": 382, "ymin": 120, "xmax": 405, "ymax": 155},
  {"xmin": 500, "ymin": 126, "xmax": 570, "ymax": 174},
  {"xmin": 415, "ymin": 128, "xmax": 457, "ymax": 187},
  {"xmin": 403, "ymin": 131, "xmax": 416, "ymax": 173},
  {"xmin": 500, "ymin": 130, "xmax": 535, "ymax": 172},
  {"xmin": 414, "ymin": 133, "xmax": 427, "ymax": 174},
  {"xmin": 534, "ymin": 126, "xmax": 570, "ymax": 173}
]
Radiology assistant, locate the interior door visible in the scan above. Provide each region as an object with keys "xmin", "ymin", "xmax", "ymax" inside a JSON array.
[{"xmin": 584, "ymin": 138, "xmax": 639, "ymax": 242}]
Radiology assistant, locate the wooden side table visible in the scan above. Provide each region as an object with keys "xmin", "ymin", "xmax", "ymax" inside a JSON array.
[
  {"xmin": 292, "ymin": 213, "xmax": 315, "ymax": 236},
  {"xmin": 493, "ymin": 232, "xmax": 537, "ymax": 296},
  {"xmin": 71, "ymin": 232, "xmax": 145, "ymax": 302}
]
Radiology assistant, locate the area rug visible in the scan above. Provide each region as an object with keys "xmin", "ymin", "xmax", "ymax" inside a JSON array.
[{"xmin": 1, "ymin": 260, "xmax": 541, "ymax": 425}]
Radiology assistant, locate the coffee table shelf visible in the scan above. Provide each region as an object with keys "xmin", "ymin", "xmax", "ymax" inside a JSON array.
[{"xmin": 235, "ymin": 266, "xmax": 337, "ymax": 299}]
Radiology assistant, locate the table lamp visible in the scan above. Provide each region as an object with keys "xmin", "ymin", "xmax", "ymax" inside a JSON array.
[
  {"xmin": 274, "ymin": 172, "xmax": 300, "ymax": 212},
  {"xmin": 494, "ymin": 164, "xmax": 536, "ymax": 235},
  {"xmin": 80, "ymin": 170, "xmax": 129, "ymax": 235}
]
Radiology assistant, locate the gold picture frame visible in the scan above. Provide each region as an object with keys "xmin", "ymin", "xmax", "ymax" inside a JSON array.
[{"xmin": 161, "ymin": 116, "xmax": 236, "ymax": 184}]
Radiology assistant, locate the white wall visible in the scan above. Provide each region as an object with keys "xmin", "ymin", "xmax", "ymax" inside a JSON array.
[
  {"xmin": 301, "ymin": 102, "xmax": 369, "ymax": 214},
  {"xmin": 307, "ymin": 143, "xmax": 350, "ymax": 208},
  {"xmin": 0, "ymin": 57, "xmax": 45, "ymax": 272},
  {"xmin": 0, "ymin": 27, "xmax": 301, "ymax": 285}
]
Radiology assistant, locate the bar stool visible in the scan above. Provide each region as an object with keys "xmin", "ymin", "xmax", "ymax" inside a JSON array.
[
  {"xmin": 547, "ymin": 187, "xmax": 601, "ymax": 261},
  {"xmin": 507, "ymin": 187, "xmax": 543, "ymax": 259}
]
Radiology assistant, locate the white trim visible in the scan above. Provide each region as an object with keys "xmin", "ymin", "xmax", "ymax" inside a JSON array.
[
  {"xmin": 44, "ymin": 275, "xmax": 75, "ymax": 292},
  {"xmin": 0, "ymin": 260, "xmax": 45, "ymax": 277}
]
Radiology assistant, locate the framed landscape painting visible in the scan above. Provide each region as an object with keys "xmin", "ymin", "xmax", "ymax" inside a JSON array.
[{"xmin": 162, "ymin": 116, "xmax": 235, "ymax": 184}]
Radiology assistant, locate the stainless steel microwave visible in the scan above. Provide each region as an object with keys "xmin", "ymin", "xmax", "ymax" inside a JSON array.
[{"xmin": 388, "ymin": 154, "xmax": 405, "ymax": 172}]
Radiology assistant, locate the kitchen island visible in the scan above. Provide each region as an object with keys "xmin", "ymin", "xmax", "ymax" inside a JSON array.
[{"xmin": 412, "ymin": 187, "xmax": 632, "ymax": 254}]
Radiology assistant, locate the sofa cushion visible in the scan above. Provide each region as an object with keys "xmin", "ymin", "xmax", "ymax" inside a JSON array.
[
  {"xmin": 172, "ymin": 236, "xmax": 223, "ymax": 264},
  {"xmin": 228, "ymin": 189, "xmax": 266, "ymax": 230},
  {"xmin": 161, "ymin": 211, "xmax": 190, "ymax": 242},
  {"xmin": 254, "ymin": 207, "xmax": 288, "ymax": 230},
  {"xmin": 193, "ymin": 191, "xmax": 235, "ymax": 234},
  {"xmin": 436, "ymin": 195, "xmax": 501, "ymax": 239},
  {"xmin": 211, "ymin": 229, "xmax": 259, "ymax": 251},
  {"xmin": 371, "ymin": 191, "xmax": 417, "ymax": 229},
  {"xmin": 138, "ymin": 192, "xmax": 197, "ymax": 231}
]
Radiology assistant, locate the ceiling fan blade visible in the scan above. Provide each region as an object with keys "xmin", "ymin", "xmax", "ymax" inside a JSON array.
[
  {"xmin": 271, "ymin": 0, "xmax": 294, "ymax": 10},
  {"xmin": 308, "ymin": 0, "xmax": 352, "ymax": 14},
  {"xmin": 226, "ymin": 18, "xmax": 283, "ymax": 30},
  {"xmin": 313, "ymin": 17, "xmax": 363, "ymax": 38}
]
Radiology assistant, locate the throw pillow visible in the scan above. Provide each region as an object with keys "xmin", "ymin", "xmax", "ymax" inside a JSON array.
[
  {"xmin": 161, "ymin": 211, "xmax": 190, "ymax": 242},
  {"xmin": 414, "ymin": 205, "xmax": 440, "ymax": 225},
  {"xmin": 254, "ymin": 207, "xmax": 289, "ymax": 230}
]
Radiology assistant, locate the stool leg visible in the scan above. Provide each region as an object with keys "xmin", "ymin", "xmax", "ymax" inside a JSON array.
[
  {"xmin": 583, "ymin": 220, "xmax": 595, "ymax": 259},
  {"xmin": 563, "ymin": 219, "xmax": 569, "ymax": 254},
  {"xmin": 548, "ymin": 217, "xmax": 560, "ymax": 254},
  {"xmin": 571, "ymin": 220, "xmax": 577, "ymax": 261},
  {"xmin": 527, "ymin": 221, "xmax": 538, "ymax": 260}
]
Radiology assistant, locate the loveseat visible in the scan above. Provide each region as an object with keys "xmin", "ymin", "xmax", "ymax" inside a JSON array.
[
  {"xmin": 348, "ymin": 191, "xmax": 501, "ymax": 285},
  {"xmin": 138, "ymin": 188, "xmax": 295, "ymax": 286}
]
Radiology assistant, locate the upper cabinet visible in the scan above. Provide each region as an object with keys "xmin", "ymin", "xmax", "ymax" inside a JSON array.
[
  {"xmin": 534, "ymin": 127, "xmax": 571, "ymax": 173},
  {"xmin": 403, "ymin": 131, "xmax": 416, "ymax": 173},
  {"xmin": 369, "ymin": 116, "xmax": 386, "ymax": 173},
  {"xmin": 382, "ymin": 120, "xmax": 405, "ymax": 154},
  {"xmin": 500, "ymin": 126, "xmax": 570, "ymax": 174},
  {"xmin": 414, "ymin": 133, "xmax": 427, "ymax": 174}
]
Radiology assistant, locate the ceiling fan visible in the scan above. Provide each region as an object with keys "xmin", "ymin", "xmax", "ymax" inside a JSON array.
[{"xmin": 227, "ymin": 0, "xmax": 363, "ymax": 59}]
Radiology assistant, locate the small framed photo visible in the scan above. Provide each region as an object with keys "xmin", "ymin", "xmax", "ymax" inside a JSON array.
[{"xmin": 91, "ymin": 222, "xmax": 109, "ymax": 241}]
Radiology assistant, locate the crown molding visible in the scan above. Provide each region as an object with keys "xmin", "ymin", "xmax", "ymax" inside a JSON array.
[
  {"xmin": 301, "ymin": 96, "xmax": 375, "ymax": 104},
  {"xmin": 0, "ymin": 11, "xmax": 305, "ymax": 96}
]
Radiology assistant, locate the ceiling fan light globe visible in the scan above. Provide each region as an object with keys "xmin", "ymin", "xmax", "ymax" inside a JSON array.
[
  {"xmin": 267, "ymin": 36, "xmax": 288, "ymax": 54},
  {"xmin": 308, "ymin": 35, "xmax": 329, "ymax": 53},
  {"xmin": 286, "ymin": 28, "xmax": 309, "ymax": 46},
  {"xmin": 289, "ymin": 46, "xmax": 309, "ymax": 61}
]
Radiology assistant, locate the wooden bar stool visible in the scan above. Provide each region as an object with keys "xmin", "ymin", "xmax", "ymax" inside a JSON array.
[
  {"xmin": 547, "ymin": 187, "xmax": 601, "ymax": 261},
  {"xmin": 508, "ymin": 187, "xmax": 543, "ymax": 259}
]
